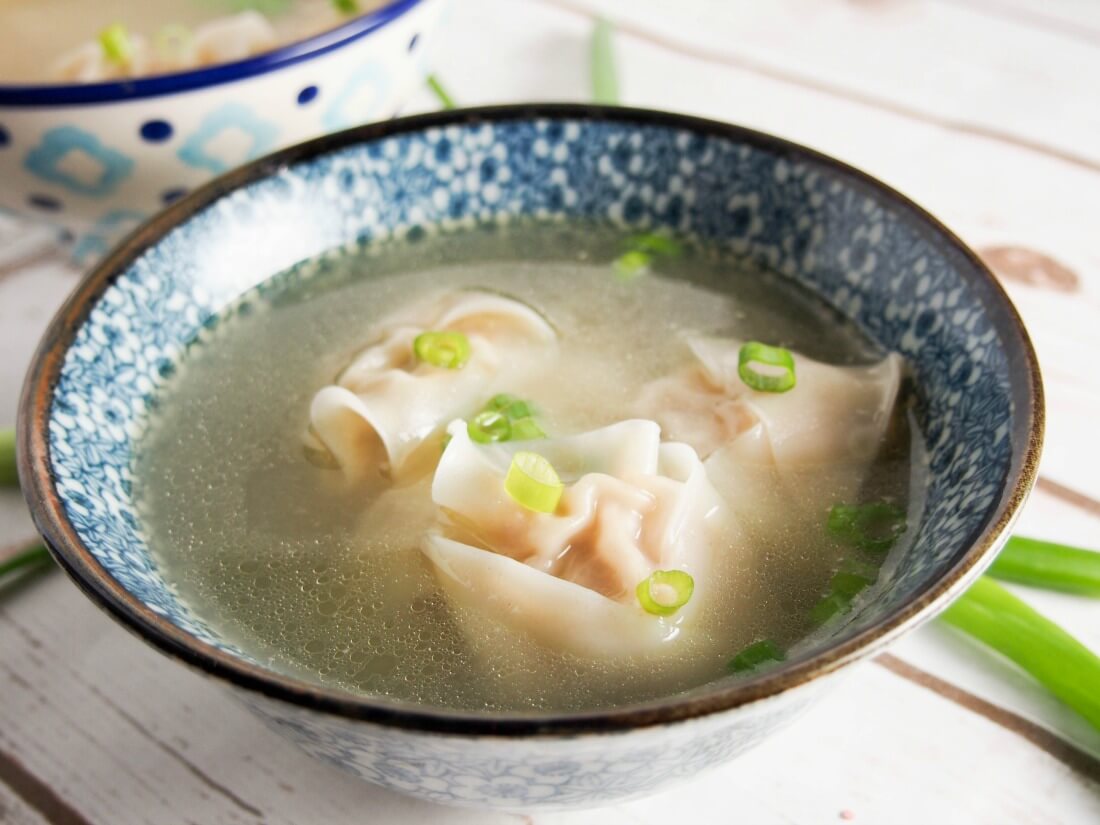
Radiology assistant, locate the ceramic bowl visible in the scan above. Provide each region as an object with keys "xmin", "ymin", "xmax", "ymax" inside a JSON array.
[
  {"xmin": 0, "ymin": 0, "xmax": 447, "ymax": 264},
  {"xmin": 19, "ymin": 105, "xmax": 1043, "ymax": 811}
]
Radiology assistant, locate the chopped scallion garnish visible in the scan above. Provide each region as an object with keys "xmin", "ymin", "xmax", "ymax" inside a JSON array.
[
  {"xmin": 737, "ymin": 342, "xmax": 796, "ymax": 393},
  {"xmin": 627, "ymin": 232, "xmax": 682, "ymax": 257},
  {"xmin": 99, "ymin": 23, "xmax": 133, "ymax": 66},
  {"xmin": 636, "ymin": 569, "xmax": 694, "ymax": 616},
  {"xmin": 332, "ymin": 0, "xmax": 359, "ymax": 13},
  {"xmin": 502, "ymin": 399, "xmax": 535, "ymax": 420},
  {"xmin": 504, "ymin": 451, "xmax": 564, "ymax": 513},
  {"xmin": 509, "ymin": 417, "xmax": 546, "ymax": 441},
  {"xmin": 728, "ymin": 639, "xmax": 785, "ymax": 673},
  {"xmin": 827, "ymin": 502, "xmax": 907, "ymax": 553},
  {"xmin": 830, "ymin": 569, "xmax": 874, "ymax": 600},
  {"xmin": 413, "ymin": 331, "xmax": 471, "ymax": 369},
  {"xmin": 613, "ymin": 249, "xmax": 651, "ymax": 281},
  {"xmin": 809, "ymin": 591, "xmax": 851, "ymax": 626},
  {"xmin": 472, "ymin": 394, "xmax": 545, "ymax": 442},
  {"xmin": 486, "ymin": 393, "xmax": 519, "ymax": 412},
  {"xmin": 468, "ymin": 410, "xmax": 511, "ymax": 444}
]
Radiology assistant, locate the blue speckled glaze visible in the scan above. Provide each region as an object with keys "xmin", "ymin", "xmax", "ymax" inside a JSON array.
[{"xmin": 40, "ymin": 110, "xmax": 1031, "ymax": 809}]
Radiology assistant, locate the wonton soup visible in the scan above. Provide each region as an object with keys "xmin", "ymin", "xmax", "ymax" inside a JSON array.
[
  {"xmin": 135, "ymin": 222, "xmax": 922, "ymax": 712},
  {"xmin": 0, "ymin": 0, "xmax": 383, "ymax": 84}
]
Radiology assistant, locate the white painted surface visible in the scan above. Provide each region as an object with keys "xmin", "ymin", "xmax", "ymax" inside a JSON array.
[{"xmin": 2, "ymin": 0, "xmax": 1099, "ymax": 821}]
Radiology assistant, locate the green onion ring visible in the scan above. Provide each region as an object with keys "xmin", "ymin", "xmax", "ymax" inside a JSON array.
[
  {"xmin": 504, "ymin": 452, "xmax": 564, "ymax": 513},
  {"xmin": 468, "ymin": 411, "xmax": 511, "ymax": 444},
  {"xmin": 636, "ymin": 569, "xmax": 695, "ymax": 616},
  {"xmin": 737, "ymin": 341, "xmax": 796, "ymax": 393},
  {"xmin": 413, "ymin": 330, "xmax": 471, "ymax": 369}
]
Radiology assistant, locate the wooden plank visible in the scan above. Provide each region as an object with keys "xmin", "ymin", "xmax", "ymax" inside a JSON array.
[
  {"xmin": 0, "ymin": 574, "xmax": 514, "ymax": 825},
  {"xmin": 537, "ymin": 0, "xmax": 1100, "ymax": 170},
  {"xmin": 940, "ymin": 0, "xmax": 1100, "ymax": 41},
  {"xmin": 1, "ymin": 2, "xmax": 1098, "ymax": 820},
  {"xmin": 1, "ymin": 572, "xmax": 1097, "ymax": 824},
  {"xmin": 0, "ymin": 780, "xmax": 52, "ymax": 825}
]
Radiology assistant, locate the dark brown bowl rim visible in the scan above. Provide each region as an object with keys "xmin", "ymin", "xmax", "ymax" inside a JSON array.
[{"xmin": 18, "ymin": 103, "xmax": 1044, "ymax": 738}]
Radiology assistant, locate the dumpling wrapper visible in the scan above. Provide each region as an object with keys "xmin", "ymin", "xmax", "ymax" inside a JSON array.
[
  {"xmin": 307, "ymin": 290, "xmax": 556, "ymax": 482},
  {"xmin": 637, "ymin": 337, "xmax": 903, "ymax": 469},
  {"xmin": 422, "ymin": 420, "xmax": 726, "ymax": 658},
  {"xmin": 636, "ymin": 336, "xmax": 902, "ymax": 515}
]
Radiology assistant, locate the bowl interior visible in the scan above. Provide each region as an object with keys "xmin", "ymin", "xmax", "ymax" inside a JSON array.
[{"xmin": 32, "ymin": 107, "xmax": 1037, "ymax": 715}]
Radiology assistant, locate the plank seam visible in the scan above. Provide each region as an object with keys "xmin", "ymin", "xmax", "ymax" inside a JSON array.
[
  {"xmin": 874, "ymin": 652, "xmax": 1100, "ymax": 784},
  {"xmin": 534, "ymin": 0, "xmax": 1100, "ymax": 177}
]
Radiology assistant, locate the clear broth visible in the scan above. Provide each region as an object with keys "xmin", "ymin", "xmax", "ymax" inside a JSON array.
[{"xmin": 135, "ymin": 222, "xmax": 918, "ymax": 712}]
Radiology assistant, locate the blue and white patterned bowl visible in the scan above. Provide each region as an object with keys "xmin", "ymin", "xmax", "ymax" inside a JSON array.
[
  {"xmin": 0, "ymin": 0, "xmax": 446, "ymax": 263},
  {"xmin": 19, "ymin": 105, "xmax": 1043, "ymax": 811}
]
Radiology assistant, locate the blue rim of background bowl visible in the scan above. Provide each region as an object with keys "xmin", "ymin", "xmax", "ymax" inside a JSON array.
[
  {"xmin": 18, "ymin": 105, "xmax": 1043, "ymax": 737},
  {"xmin": 0, "ymin": 0, "xmax": 421, "ymax": 107}
]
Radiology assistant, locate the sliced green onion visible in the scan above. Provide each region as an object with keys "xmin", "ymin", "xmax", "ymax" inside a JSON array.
[
  {"xmin": 941, "ymin": 577, "xmax": 1100, "ymax": 732},
  {"xmin": 0, "ymin": 428, "xmax": 16, "ymax": 488},
  {"xmin": 728, "ymin": 639, "xmax": 785, "ymax": 673},
  {"xmin": 99, "ymin": 23, "xmax": 133, "ymax": 66},
  {"xmin": 590, "ymin": 18, "xmax": 619, "ymax": 105},
  {"xmin": 628, "ymin": 232, "xmax": 682, "ymax": 258},
  {"xmin": 486, "ymin": 393, "xmax": 519, "ymax": 412},
  {"xmin": 502, "ymin": 399, "xmax": 536, "ymax": 420},
  {"xmin": 827, "ymin": 502, "xmax": 907, "ymax": 553},
  {"xmin": 989, "ymin": 536, "xmax": 1100, "ymax": 597},
  {"xmin": 505, "ymin": 451, "xmax": 564, "ymax": 514},
  {"xmin": 636, "ymin": 569, "xmax": 694, "ymax": 616},
  {"xmin": 614, "ymin": 250, "xmax": 651, "ymax": 281},
  {"xmin": 426, "ymin": 74, "xmax": 457, "ymax": 110},
  {"xmin": 809, "ymin": 591, "xmax": 851, "ymax": 626},
  {"xmin": 509, "ymin": 417, "xmax": 546, "ymax": 441},
  {"xmin": 838, "ymin": 556, "xmax": 880, "ymax": 581},
  {"xmin": 468, "ymin": 410, "xmax": 511, "ymax": 444},
  {"xmin": 831, "ymin": 569, "xmax": 874, "ymax": 599},
  {"xmin": 332, "ymin": 0, "xmax": 359, "ymax": 13},
  {"xmin": 413, "ymin": 331, "xmax": 471, "ymax": 369},
  {"xmin": 0, "ymin": 544, "xmax": 51, "ymax": 580},
  {"xmin": 738, "ymin": 342, "xmax": 796, "ymax": 393}
]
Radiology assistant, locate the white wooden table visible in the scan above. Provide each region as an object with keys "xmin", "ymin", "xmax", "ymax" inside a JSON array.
[{"xmin": 2, "ymin": 1, "xmax": 1099, "ymax": 822}]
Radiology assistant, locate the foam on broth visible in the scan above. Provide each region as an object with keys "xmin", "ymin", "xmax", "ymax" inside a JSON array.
[{"xmin": 134, "ymin": 222, "xmax": 918, "ymax": 712}]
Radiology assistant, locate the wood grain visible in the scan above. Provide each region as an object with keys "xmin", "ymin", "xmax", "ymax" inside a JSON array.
[{"xmin": 875, "ymin": 652, "xmax": 1100, "ymax": 783}]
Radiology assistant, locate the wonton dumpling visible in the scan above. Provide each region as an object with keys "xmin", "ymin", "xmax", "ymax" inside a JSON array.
[
  {"xmin": 422, "ymin": 420, "xmax": 725, "ymax": 658},
  {"xmin": 307, "ymin": 291, "xmax": 556, "ymax": 481},
  {"xmin": 626, "ymin": 335, "xmax": 906, "ymax": 625},
  {"xmin": 637, "ymin": 336, "xmax": 902, "ymax": 470},
  {"xmin": 636, "ymin": 336, "xmax": 902, "ymax": 524}
]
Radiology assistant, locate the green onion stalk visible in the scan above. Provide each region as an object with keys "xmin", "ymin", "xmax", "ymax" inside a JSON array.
[
  {"xmin": 0, "ymin": 544, "xmax": 51, "ymax": 580},
  {"xmin": 989, "ymin": 536, "xmax": 1100, "ymax": 597},
  {"xmin": 940, "ymin": 576, "xmax": 1100, "ymax": 732},
  {"xmin": 426, "ymin": 74, "xmax": 457, "ymax": 110},
  {"xmin": 0, "ymin": 428, "xmax": 16, "ymax": 488},
  {"xmin": 590, "ymin": 19, "xmax": 618, "ymax": 104},
  {"xmin": 0, "ymin": 429, "xmax": 52, "ymax": 581}
]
